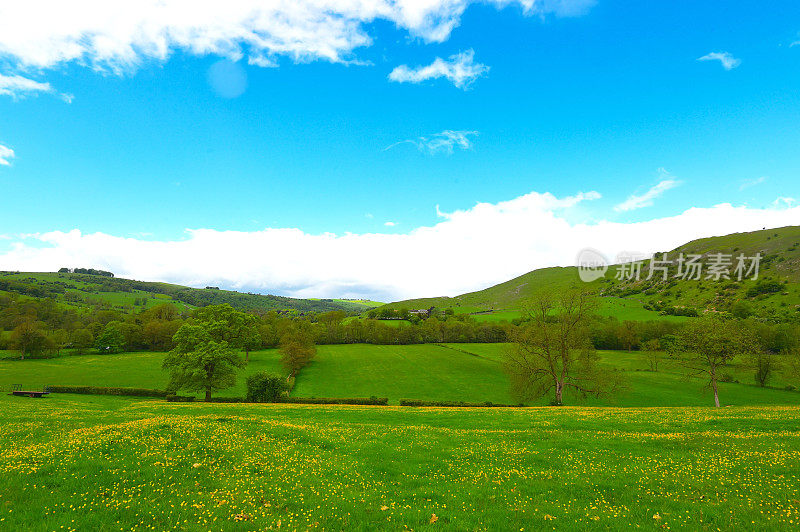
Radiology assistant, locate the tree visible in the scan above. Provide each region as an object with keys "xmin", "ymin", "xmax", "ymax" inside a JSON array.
[
  {"xmin": 749, "ymin": 350, "xmax": 775, "ymax": 388},
  {"xmin": 641, "ymin": 338, "xmax": 662, "ymax": 372},
  {"xmin": 504, "ymin": 290, "xmax": 624, "ymax": 405},
  {"xmin": 279, "ymin": 328, "xmax": 316, "ymax": 377},
  {"xmin": 95, "ymin": 322, "xmax": 125, "ymax": 353},
  {"xmin": 246, "ymin": 372, "xmax": 290, "ymax": 402},
  {"xmin": 10, "ymin": 321, "xmax": 51, "ymax": 359},
  {"xmin": 162, "ymin": 323, "xmax": 245, "ymax": 401},
  {"xmin": 72, "ymin": 328, "xmax": 94, "ymax": 355},
  {"xmin": 676, "ymin": 316, "xmax": 758, "ymax": 407},
  {"xmin": 193, "ymin": 304, "xmax": 260, "ymax": 362}
]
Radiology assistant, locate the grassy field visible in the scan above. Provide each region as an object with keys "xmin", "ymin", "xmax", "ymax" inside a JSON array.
[
  {"xmin": 1, "ymin": 344, "xmax": 798, "ymax": 407},
  {"xmin": 1, "ymin": 394, "xmax": 799, "ymax": 530}
]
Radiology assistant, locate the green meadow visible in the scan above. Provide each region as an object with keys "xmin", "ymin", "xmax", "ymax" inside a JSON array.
[
  {"xmin": 1, "ymin": 394, "xmax": 799, "ymax": 531},
  {"xmin": 1, "ymin": 344, "xmax": 798, "ymax": 407}
]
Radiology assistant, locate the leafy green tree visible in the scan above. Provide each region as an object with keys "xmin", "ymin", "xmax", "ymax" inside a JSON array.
[
  {"xmin": 193, "ymin": 304, "xmax": 260, "ymax": 362},
  {"xmin": 10, "ymin": 321, "xmax": 51, "ymax": 360},
  {"xmin": 163, "ymin": 323, "xmax": 245, "ymax": 401},
  {"xmin": 677, "ymin": 317, "xmax": 759, "ymax": 407},
  {"xmin": 72, "ymin": 328, "xmax": 94, "ymax": 354},
  {"xmin": 246, "ymin": 372, "xmax": 290, "ymax": 402},
  {"xmin": 95, "ymin": 322, "xmax": 126, "ymax": 353},
  {"xmin": 504, "ymin": 290, "xmax": 624, "ymax": 406},
  {"xmin": 279, "ymin": 328, "xmax": 316, "ymax": 377}
]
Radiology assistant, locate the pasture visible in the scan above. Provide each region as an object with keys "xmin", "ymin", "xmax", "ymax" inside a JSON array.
[
  {"xmin": 1, "ymin": 344, "xmax": 798, "ymax": 407},
  {"xmin": 1, "ymin": 394, "xmax": 799, "ymax": 530}
]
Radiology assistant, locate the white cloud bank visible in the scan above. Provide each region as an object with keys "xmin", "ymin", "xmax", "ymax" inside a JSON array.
[
  {"xmin": 697, "ymin": 51, "xmax": 741, "ymax": 70},
  {"xmin": 388, "ymin": 49, "xmax": 488, "ymax": 89},
  {"xmin": 0, "ymin": 1, "xmax": 594, "ymax": 73},
  {"xmin": 384, "ymin": 130, "xmax": 478, "ymax": 154},
  {"xmin": 1, "ymin": 190, "xmax": 798, "ymax": 302},
  {"xmin": 0, "ymin": 73, "xmax": 72, "ymax": 102},
  {"xmin": 0, "ymin": 144, "xmax": 14, "ymax": 166}
]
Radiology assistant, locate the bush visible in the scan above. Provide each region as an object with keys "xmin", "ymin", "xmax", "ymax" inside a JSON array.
[
  {"xmin": 399, "ymin": 399, "xmax": 522, "ymax": 408},
  {"xmin": 206, "ymin": 397, "xmax": 245, "ymax": 403},
  {"xmin": 49, "ymin": 385, "xmax": 167, "ymax": 397},
  {"xmin": 246, "ymin": 372, "xmax": 290, "ymax": 403},
  {"xmin": 718, "ymin": 373, "xmax": 736, "ymax": 383},
  {"xmin": 166, "ymin": 394, "xmax": 195, "ymax": 402},
  {"xmin": 279, "ymin": 396, "xmax": 388, "ymax": 406}
]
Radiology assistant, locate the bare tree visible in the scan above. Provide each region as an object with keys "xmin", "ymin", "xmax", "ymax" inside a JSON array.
[
  {"xmin": 641, "ymin": 339, "xmax": 662, "ymax": 372},
  {"xmin": 676, "ymin": 316, "xmax": 758, "ymax": 407},
  {"xmin": 504, "ymin": 290, "xmax": 624, "ymax": 405}
]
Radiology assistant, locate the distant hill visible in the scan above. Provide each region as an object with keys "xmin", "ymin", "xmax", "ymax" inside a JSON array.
[
  {"xmin": 384, "ymin": 226, "xmax": 800, "ymax": 322},
  {"xmin": 0, "ymin": 271, "xmax": 379, "ymax": 314}
]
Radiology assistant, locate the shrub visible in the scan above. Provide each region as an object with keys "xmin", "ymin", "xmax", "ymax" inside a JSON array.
[
  {"xmin": 279, "ymin": 396, "xmax": 388, "ymax": 406},
  {"xmin": 399, "ymin": 399, "xmax": 522, "ymax": 408},
  {"xmin": 246, "ymin": 372, "xmax": 290, "ymax": 403},
  {"xmin": 166, "ymin": 394, "xmax": 195, "ymax": 402},
  {"xmin": 48, "ymin": 385, "xmax": 167, "ymax": 397}
]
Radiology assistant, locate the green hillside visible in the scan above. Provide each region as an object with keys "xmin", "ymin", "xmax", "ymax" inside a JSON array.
[
  {"xmin": 0, "ymin": 271, "xmax": 379, "ymax": 315},
  {"xmin": 384, "ymin": 226, "xmax": 800, "ymax": 322}
]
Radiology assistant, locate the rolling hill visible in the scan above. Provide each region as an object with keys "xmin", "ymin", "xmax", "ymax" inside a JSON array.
[
  {"xmin": 383, "ymin": 225, "xmax": 800, "ymax": 322},
  {"xmin": 0, "ymin": 271, "xmax": 379, "ymax": 315}
]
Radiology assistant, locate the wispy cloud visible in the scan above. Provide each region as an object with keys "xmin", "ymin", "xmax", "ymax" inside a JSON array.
[
  {"xmin": 0, "ymin": 144, "xmax": 15, "ymax": 166},
  {"xmin": 384, "ymin": 221, "xmax": 397, "ymax": 227},
  {"xmin": 388, "ymin": 50, "xmax": 488, "ymax": 89},
  {"xmin": 0, "ymin": 73, "xmax": 72, "ymax": 102},
  {"xmin": 0, "ymin": 2, "xmax": 593, "ymax": 74},
  {"xmin": 614, "ymin": 170, "xmax": 681, "ymax": 212},
  {"xmin": 697, "ymin": 51, "xmax": 741, "ymax": 70},
  {"xmin": 739, "ymin": 176, "xmax": 767, "ymax": 191},
  {"xmin": 384, "ymin": 130, "xmax": 478, "ymax": 155},
  {"xmin": 772, "ymin": 197, "xmax": 796, "ymax": 208}
]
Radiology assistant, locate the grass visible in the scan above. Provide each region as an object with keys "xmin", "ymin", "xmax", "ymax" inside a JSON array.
[
  {"xmin": 1, "ymin": 344, "xmax": 798, "ymax": 407},
  {"xmin": 1, "ymin": 394, "xmax": 799, "ymax": 530},
  {"xmin": 293, "ymin": 344, "xmax": 514, "ymax": 404}
]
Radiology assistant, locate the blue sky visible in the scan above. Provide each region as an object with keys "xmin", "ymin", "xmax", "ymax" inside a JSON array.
[{"xmin": 1, "ymin": 1, "xmax": 800, "ymax": 300}]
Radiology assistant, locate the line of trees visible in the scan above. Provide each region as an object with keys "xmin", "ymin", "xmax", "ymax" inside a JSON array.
[{"xmin": 504, "ymin": 289, "xmax": 800, "ymax": 408}]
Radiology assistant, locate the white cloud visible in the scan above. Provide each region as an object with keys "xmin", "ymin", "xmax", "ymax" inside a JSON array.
[
  {"xmin": 384, "ymin": 221, "xmax": 397, "ymax": 227},
  {"xmin": 614, "ymin": 171, "xmax": 681, "ymax": 212},
  {"xmin": 0, "ymin": 73, "xmax": 72, "ymax": 102},
  {"xmin": 697, "ymin": 51, "xmax": 741, "ymax": 70},
  {"xmin": 388, "ymin": 49, "xmax": 488, "ymax": 89},
  {"xmin": 772, "ymin": 197, "xmax": 796, "ymax": 208},
  {"xmin": 739, "ymin": 176, "xmax": 767, "ymax": 190},
  {"xmin": 384, "ymin": 130, "xmax": 478, "ymax": 154},
  {"xmin": 0, "ymin": 144, "xmax": 14, "ymax": 166},
  {"xmin": 1, "ymin": 190, "xmax": 797, "ymax": 302},
  {"xmin": 0, "ymin": 1, "xmax": 593, "ymax": 73}
]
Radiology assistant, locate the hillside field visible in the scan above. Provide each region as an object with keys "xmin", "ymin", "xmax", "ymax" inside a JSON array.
[
  {"xmin": 1, "ymin": 344, "xmax": 798, "ymax": 407},
  {"xmin": 1, "ymin": 394, "xmax": 799, "ymax": 531}
]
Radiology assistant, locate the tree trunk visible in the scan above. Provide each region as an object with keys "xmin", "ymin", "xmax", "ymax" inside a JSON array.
[
  {"xmin": 554, "ymin": 382, "xmax": 563, "ymax": 405},
  {"xmin": 712, "ymin": 379, "xmax": 720, "ymax": 408},
  {"xmin": 245, "ymin": 348, "xmax": 250, "ymax": 363},
  {"xmin": 205, "ymin": 389, "xmax": 211, "ymax": 402}
]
